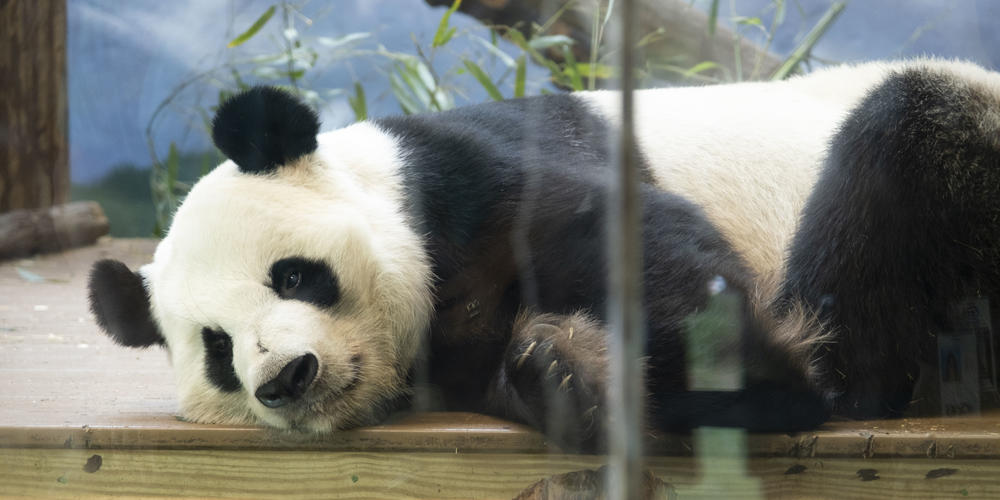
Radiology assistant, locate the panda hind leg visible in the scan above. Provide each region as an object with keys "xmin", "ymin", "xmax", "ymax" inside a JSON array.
[{"xmin": 781, "ymin": 67, "xmax": 1000, "ymax": 418}]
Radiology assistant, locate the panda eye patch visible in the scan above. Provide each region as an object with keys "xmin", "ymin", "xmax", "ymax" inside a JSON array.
[
  {"xmin": 269, "ymin": 257, "xmax": 339, "ymax": 308},
  {"xmin": 201, "ymin": 328, "xmax": 240, "ymax": 393}
]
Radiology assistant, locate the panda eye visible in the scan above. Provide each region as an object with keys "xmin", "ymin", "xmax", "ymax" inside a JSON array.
[{"xmin": 282, "ymin": 269, "xmax": 301, "ymax": 292}]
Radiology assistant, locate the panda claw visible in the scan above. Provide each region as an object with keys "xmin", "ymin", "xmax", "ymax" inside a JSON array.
[
  {"xmin": 515, "ymin": 340, "xmax": 538, "ymax": 371},
  {"xmin": 567, "ymin": 326, "xmax": 574, "ymax": 340},
  {"xmin": 558, "ymin": 373, "xmax": 573, "ymax": 392},
  {"xmin": 546, "ymin": 359, "xmax": 558, "ymax": 377}
]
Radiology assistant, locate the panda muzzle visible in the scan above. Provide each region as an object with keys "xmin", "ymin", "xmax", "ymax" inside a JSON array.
[{"xmin": 254, "ymin": 353, "xmax": 319, "ymax": 408}]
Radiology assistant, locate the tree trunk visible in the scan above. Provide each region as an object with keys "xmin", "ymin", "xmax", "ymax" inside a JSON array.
[{"xmin": 0, "ymin": 0, "xmax": 69, "ymax": 212}]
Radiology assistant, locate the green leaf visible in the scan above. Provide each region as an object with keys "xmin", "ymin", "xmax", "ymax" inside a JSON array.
[
  {"xmin": 227, "ymin": 5, "xmax": 276, "ymax": 48},
  {"xmin": 166, "ymin": 142, "xmax": 180, "ymax": 198},
  {"xmin": 389, "ymin": 71, "xmax": 422, "ymax": 115},
  {"xmin": 562, "ymin": 46, "xmax": 584, "ymax": 91},
  {"xmin": 572, "ymin": 63, "xmax": 614, "ymax": 79},
  {"xmin": 432, "ymin": 0, "xmax": 462, "ymax": 48},
  {"xmin": 636, "ymin": 27, "xmax": 667, "ymax": 49},
  {"xmin": 200, "ymin": 152, "xmax": 213, "ymax": 177},
  {"xmin": 770, "ymin": 1, "xmax": 846, "ymax": 80},
  {"xmin": 230, "ymin": 69, "xmax": 248, "ymax": 90},
  {"xmin": 602, "ymin": 0, "xmax": 616, "ymax": 30},
  {"xmin": 514, "ymin": 55, "xmax": 526, "ymax": 98},
  {"xmin": 283, "ymin": 69, "xmax": 306, "ymax": 81},
  {"xmin": 774, "ymin": 0, "xmax": 787, "ymax": 26},
  {"xmin": 736, "ymin": 16, "xmax": 763, "ymax": 27},
  {"xmin": 707, "ymin": 0, "xmax": 719, "ymax": 35},
  {"xmin": 528, "ymin": 35, "xmax": 574, "ymax": 51},
  {"xmin": 317, "ymin": 32, "xmax": 371, "ymax": 49},
  {"xmin": 472, "ymin": 35, "xmax": 516, "ymax": 68},
  {"xmin": 349, "ymin": 82, "xmax": 367, "ymax": 121},
  {"xmin": 683, "ymin": 61, "xmax": 721, "ymax": 77},
  {"xmin": 507, "ymin": 29, "xmax": 571, "ymax": 87},
  {"xmin": 462, "ymin": 60, "xmax": 504, "ymax": 101},
  {"xmin": 396, "ymin": 62, "xmax": 433, "ymax": 109}
]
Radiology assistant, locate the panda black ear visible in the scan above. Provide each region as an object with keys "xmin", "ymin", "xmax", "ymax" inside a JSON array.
[
  {"xmin": 211, "ymin": 86, "xmax": 320, "ymax": 175},
  {"xmin": 88, "ymin": 259, "xmax": 164, "ymax": 348}
]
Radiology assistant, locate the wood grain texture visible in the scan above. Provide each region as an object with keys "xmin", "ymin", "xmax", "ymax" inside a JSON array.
[
  {"xmin": 3, "ymin": 449, "xmax": 999, "ymax": 499},
  {"xmin": 0, "ymin": 0, "xmax": 69, "ymax": 212}
]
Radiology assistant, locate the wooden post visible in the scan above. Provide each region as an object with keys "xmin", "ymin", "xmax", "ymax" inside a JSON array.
[
  {"xmin": 0, "ymin": 0, "xmax": 107, "ymax": 260},
  {"xmin": 1, "ymin": 0, "xmax": 70, "ymax": 212}
]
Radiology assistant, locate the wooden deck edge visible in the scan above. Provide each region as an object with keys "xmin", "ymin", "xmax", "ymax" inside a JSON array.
[
  {"xmin": 4, "ymin": 448, "xmax": 1000, "ymax": 499},
  {"xmin": 5, "ymin": 423, "xmax": 1000, "ymax": 459}
]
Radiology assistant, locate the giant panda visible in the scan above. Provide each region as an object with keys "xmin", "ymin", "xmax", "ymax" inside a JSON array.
[{"xmin": 88, "ymin": 58, "xmax": 1000, "ymax": 451}]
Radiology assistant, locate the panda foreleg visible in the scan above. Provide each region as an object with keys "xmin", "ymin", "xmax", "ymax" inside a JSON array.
[{"xmin": 488, "ymin": 310, "xmax": 610, "ymax": 451}]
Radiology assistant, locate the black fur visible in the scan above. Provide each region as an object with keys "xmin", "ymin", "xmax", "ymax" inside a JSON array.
[
  {"xmin": 202, "ymin": 328, "xmax": 241, "ymax": 392},
  {"xmin": 211, "ymin": 87, "xmax": 320, "ymax": 175},
  {"xmin": 268, "ymin": 257, "xmax": 340, "ymax": 308},
  {"xmin": 780, "ymin": 68, "xmax": 1000, "ymax": 418},
  {"xmin": 378, "ymin": 95, "xmax": 827, "ymax": 449},
  {"xmin": 87, "ymin": 259, "xmax": 164, "ymax": 347}
]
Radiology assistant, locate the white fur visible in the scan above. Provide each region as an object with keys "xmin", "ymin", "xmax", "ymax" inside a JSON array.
[
  {"xmin": 578, "ymin": 58, "xmax": 995, "ymax": 285},
  {"xmin": 142, "ymin": 122, "xmax": 434, "ymax": 431}
]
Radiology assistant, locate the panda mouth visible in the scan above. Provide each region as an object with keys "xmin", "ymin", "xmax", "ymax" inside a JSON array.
[{"xmin": 299, "ymin": 354, "xmax": 362, "ymax": 408}]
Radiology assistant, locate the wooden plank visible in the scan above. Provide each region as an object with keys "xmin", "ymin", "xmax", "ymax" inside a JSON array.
[
  {"xmin": 2, "ymin": 449, "xmax": 998, "ymax": 499},
  {"xmin": 6, "ymin": 239, "xmax": 1000, "ymax": 459}
]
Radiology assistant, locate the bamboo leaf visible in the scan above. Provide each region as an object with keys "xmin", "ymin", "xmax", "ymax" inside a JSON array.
[
  {"xmin": 396, "ymin": 63, "xmax": 432, "ymax": 109},
  {"xmin": 770, "ymin": 2, "xmax": 846, "ymax": 80},
  {"xmin": 573, "ymin": 62, "xmax": 614, "ymax": 79},
  {"xmin": 349, "ymin": 82, "xmax": 367, "ymax": 121},
  {"xmin": 432, "ymin": 0, "xmax": 462, "ymax": 48},
  {"xmin": 562, "ymin": 45, "xmax": 584, "ymax": 91},
  {"xmin": 683, "ymin": 61, "xmax": 721, "ymax": 77},
  {"xmin": 200, "ymin": 152, "xmax": 213, "ymax": 177},
  {"xmin": 389, "ymin": 72, "xmax": 422, "ymax": 115},
  {"xmin": 636, "ymin": 27, "xmax": 667, "ymax": 49},
  {"xmin": 529, "ymin": 35, "xmax": 574, "ymax": 51},
  {"xmin": 707, "ymin": 0, "xmax": 719, "ymax": 35},
  {"xmin": 736, "ymin": 16, "xmax": 762, "ymax": 27},
  {"xmin": 472, "ymin": 35, "xmax": 516, "ymax": 68},
  {"xmin": 602, "ymin": 0, "xmax": 616, "ymax": 29},
  {"xmin": 462, "ymin": 60, "xmax": 504, "ymax": 101},
  {"xmin": 227, "ymin": 5, "xmax": 276, "ymax": 48},
  {"xmin": 514, "ymin": 55, "xmax": 526, "ymax": 98},
  {"xmin": 317, "ymin": 32, "xmax": 371, "ymax": 49},
  {"xmin": 166, "ymin": 142, "xmax": 180, "ymax": 200},
  {"xmin": 508, "ymin": 29, "xmax": 572, "ymax": 87}
]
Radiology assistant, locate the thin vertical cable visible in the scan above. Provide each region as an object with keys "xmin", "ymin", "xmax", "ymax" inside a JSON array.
[{"xmin": 606, "ymin": 0, "xmax": 644, "ymax": 498}]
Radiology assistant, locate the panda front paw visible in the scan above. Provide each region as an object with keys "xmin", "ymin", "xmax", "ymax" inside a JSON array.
[{"xmin": 499, "ymin": 311, "xmax": 609, "ymax": 450}]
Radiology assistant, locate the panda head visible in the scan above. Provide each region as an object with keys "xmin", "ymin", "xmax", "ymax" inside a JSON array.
[{"xmin": 88, "ymin": 87, "xmax": 434, "ymax": 432}]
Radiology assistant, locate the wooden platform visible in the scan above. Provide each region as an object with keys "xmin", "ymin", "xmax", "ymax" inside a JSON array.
[{"xmin": 3, "ymin": 239, "xmax": 1000, "ymax": 498}]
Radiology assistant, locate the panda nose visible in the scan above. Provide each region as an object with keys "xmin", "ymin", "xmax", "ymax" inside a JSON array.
[{"xmin": 255, "ymin": 353, "xmax": 318, "ymax": 408}]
